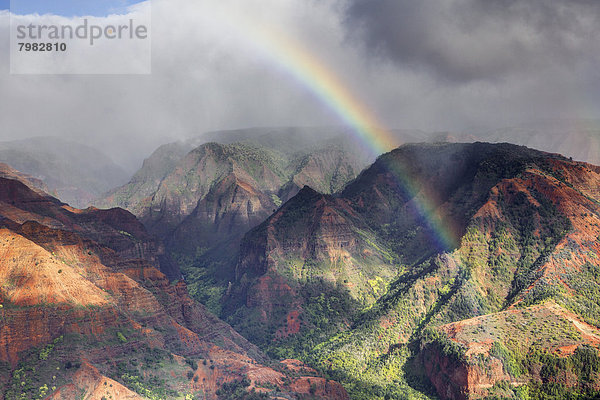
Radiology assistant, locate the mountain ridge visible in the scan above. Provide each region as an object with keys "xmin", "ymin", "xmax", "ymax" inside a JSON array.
[
  {"xmin": 221, "ymin": 141, "xmax": 600, "ymax": 399},
  {"xmin": 0, "ymin": 168, "xmax": 349, "ymax": 400}
]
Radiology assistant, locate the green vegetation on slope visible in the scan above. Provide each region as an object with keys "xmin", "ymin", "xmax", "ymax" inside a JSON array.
[{"xmin": 220, "ymin": 143, "xmax": 600, "ymax": 399}]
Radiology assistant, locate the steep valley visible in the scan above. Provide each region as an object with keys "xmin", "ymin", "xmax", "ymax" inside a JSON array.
[
  {"xmin": 0, "ymin": 167, "xmax": 348, "ymax": 400},
  {"xmin": 95, "ymin": 130, "xmax": 372, "ymax": 316},
  {"xmin": 6, "ymin": 139, "xmax": 600, "ymax": 399}
]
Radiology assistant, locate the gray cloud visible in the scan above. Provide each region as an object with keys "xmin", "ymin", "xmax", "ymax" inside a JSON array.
[
  {"xmin": 0, "ymin": 1, "xmax": 600, "ymax": 174},
  {"xmin": 0, "ymin": 1, "xmax": 352, "ymax": 171},
  {"xmin": 344, "ymin": 0, "xmax": 600, "ymax": 82}
]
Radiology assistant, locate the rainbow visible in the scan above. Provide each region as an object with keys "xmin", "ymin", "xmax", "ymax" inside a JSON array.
[
  {"xmin": 251, "ymin": 25, "xmax": 398, "ymax": 156},
  {"xmin": 211, "ymin": 10, "xmax": 458, "ymax": 251}
]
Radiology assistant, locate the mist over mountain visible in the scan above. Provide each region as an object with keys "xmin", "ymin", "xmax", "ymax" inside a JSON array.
[
  {"xmin": 476, "ymin": 119, "xmax": 600, "ymax": 165},
  {"xmin": 0, "ymin": 137, "xmax": 129, "ymax": 208},
  {"xmin": 1, "ymin": 121, "xmax": 599, "ymax": 217},
  {"xmin": 95, "ymin": 127, "xmax": 375, "ymax": 230}
]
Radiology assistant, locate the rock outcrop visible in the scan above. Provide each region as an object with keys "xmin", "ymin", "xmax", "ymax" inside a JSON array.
[{"xmin": 0, "ymin": 172, "xmax": 347, "ymax": 399}]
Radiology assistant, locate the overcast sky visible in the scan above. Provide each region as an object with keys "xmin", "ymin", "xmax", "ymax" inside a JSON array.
[{"xmin": 1, "ymin": 0, "xmax": 599, "ymax": 171}]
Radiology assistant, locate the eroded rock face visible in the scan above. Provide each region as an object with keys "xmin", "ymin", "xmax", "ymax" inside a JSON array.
[
  {"xmin": 0, "ymin": 306, "xmax": 119, "ymax": 366},
  {"xmin": 113, "ymin": 142, "xmax": 285, "ymax": 241},
  {"xmin": 169, "ymin": 172, "xmax": 277, "ymax": 252},
  {"xmin": 190, "ymin": 351, "xmax": 349, "ymax": 400},
  {"xmin": 0, "ymin": 175, "xmax": 180, "ymax": 280},
  {"xmin": 0, "ymin": 173, "xmax": 347, "ymax": 399},
  {"xmin": 289, "ymin": 376, "xmax": 350, "ymax": 400},
  {"xmin": 422, "ymin": 341, "xmax": 503, "ymax": 400},
  {"xmin": 423, "ymin": 302, "xmax": 600, "ymax": 399},
  {"xmin": 226, "ymin": 185, "xmax": 396, "ymax": 338},
  {"xmin": 49, "ymin": 361, "xmax": 144, "ymax": 400}
]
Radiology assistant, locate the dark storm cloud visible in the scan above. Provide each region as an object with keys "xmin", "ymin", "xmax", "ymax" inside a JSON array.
[
  {"xmin": 344, "ymin": 0, "xmax": 600, "ymax": 82},
  {"xmin": 1, "ymin": 0, "xmax": 600, "ymax": 173}
]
